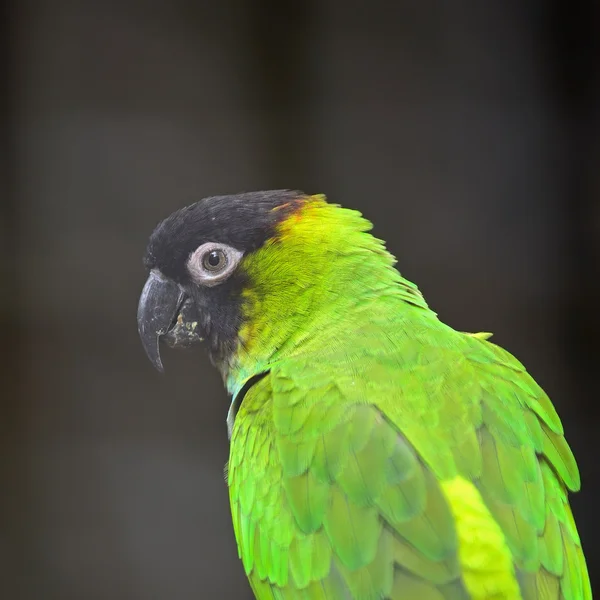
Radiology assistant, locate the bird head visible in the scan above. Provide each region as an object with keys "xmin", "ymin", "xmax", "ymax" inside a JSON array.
[
  {"xmin": 137, "ymin": 189, "xmax": 409, "ymax": 387},
  {"xmin": 137, "ymin": 190, "xmax": 309, "ymax": 371}
]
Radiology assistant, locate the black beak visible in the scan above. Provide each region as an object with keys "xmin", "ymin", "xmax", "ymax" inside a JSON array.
[{"xmin": 137, "ymin": 269, "xmax": 186, "ymax": 372}]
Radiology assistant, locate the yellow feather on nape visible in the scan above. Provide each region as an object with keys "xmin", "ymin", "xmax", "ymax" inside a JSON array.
[
  {"xmin": 465, "ymin": 332, "xmax": 494, "ymax": 341},
  {"xmin": 441, "ymin": 477, "xmax": 522, "ymax": 600}
]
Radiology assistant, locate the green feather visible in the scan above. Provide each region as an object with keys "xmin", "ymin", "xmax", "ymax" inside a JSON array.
[
  {"xmin": 391, "ymin": 568, "xmax": 447, "ymax": 600},
  {"xmin": 311, "ymin": 422, "xmax": 352, "ymax": 483},
  {"xmin": 278, "ymin": 435, "xmax": 317, "ymax": 478},
  {"xmin": 283, "ymin": 471, "xmax": 329, "ymax": 534},
  {"xmin": 323, "ymin": 485, "xmax": 381, "ymax": 571},
  {"xmin": 539, "ymin": 510, "xmax": 563, "ymax": 575},
  {"xmin": 334, "ymin": 527, "xmax": 394, "ymax": 599},
  {"xmin": 393, "ymin": 533, "xmax": 459, "ymax": 585},
  {"xmin": 393, "ymin": 468, "xmax": 456, "ymax": 562},
  {"xmin": 540, "ymin": 423, "xmax": 580, "ymax": 492}
]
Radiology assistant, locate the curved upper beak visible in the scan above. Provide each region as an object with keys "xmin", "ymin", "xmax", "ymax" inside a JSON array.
[{"xmin": 137, "ymin": 270, "xmax": 186, "ymax": 372}]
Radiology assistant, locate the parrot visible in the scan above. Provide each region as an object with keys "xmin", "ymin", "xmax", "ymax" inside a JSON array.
[{"xmin": 137, "ymin": 190, "xmax": 590, "ymax": 600}]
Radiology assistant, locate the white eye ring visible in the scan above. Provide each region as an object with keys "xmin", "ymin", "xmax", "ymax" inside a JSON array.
[{"xmin": 187, "ymin": 242, "xmax": 243, "ymax": 287}]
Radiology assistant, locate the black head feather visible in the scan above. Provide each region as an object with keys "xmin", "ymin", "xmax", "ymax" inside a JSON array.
[{"xmin": 144, "ymin": 189, "xmax": 305, "ymax": 283}]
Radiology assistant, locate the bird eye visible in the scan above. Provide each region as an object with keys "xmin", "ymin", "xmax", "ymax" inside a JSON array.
[
  {"xmin": 202, "ymin": 249, "xmax": 227, "ymax": 272},
  {"xmin": 187, "ymin": 243, "xmax": 243, "ymax": 287}
]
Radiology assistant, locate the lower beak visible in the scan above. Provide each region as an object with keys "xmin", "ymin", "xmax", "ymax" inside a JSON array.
[{"xmin": 137, "ymin": 270, "xmax": 186, "ymax": 372}]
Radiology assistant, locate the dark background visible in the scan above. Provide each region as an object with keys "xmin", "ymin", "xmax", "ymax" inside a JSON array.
[{"xmin": 1, "ymin": 1, "xmax": 599, "ymax": 599}]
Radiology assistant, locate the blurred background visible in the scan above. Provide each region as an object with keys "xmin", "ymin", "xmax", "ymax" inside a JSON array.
[{"xmin": 1, "ymin": 1, "xmax": 599, "ymax": 598}]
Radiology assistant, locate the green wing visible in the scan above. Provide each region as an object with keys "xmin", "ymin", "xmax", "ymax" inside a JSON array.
[
  {"xmin": 229, "ymin": 373, "xmax": 467, "ymax": 599},
  {"xmin": 227, "ymin": 326, "xmax": 590, "ymax": 600},
  {"xmin": 462, "ymin": 336, "xmax": 590, "ymax": 600}
]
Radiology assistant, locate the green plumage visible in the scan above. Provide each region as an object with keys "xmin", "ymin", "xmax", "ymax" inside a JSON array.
[
  {"xmin": 138, "ymin": 191, "xmax": 590, "ymax": 599},
  {"xmin": 225, "ymin": 197, "xmax": 589, "ymax": 599}
]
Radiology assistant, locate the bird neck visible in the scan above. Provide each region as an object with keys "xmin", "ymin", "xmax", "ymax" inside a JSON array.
[{"xmin": 220, "ymin": 200, "xmax": 433, "ymax": 397}]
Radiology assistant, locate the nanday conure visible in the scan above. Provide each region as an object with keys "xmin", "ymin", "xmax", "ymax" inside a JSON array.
[{"xmin": 137, "ymin": 190, "xmax": 590, "ymax": 600}]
